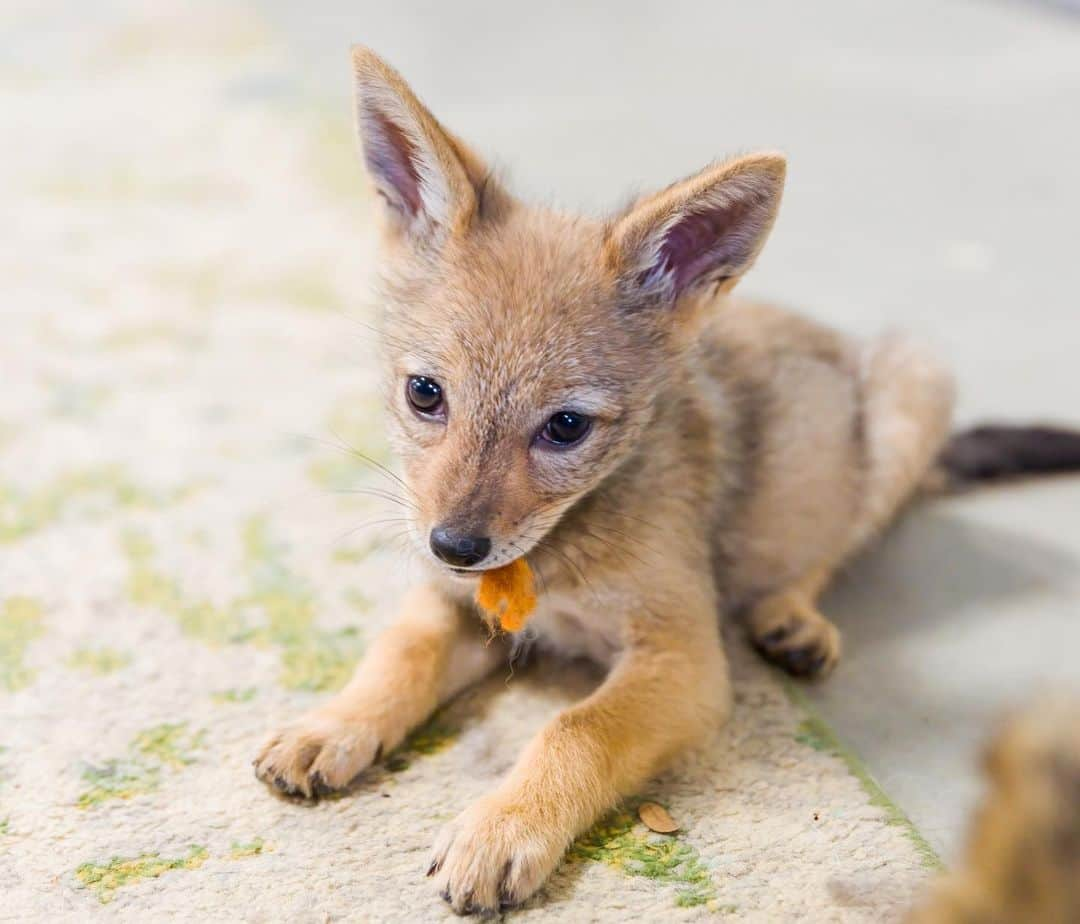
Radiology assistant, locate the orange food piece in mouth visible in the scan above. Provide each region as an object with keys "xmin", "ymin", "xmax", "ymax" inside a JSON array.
[{"xmin": 474, "ymin": 557, "xmax": 537, "ymax": 632}]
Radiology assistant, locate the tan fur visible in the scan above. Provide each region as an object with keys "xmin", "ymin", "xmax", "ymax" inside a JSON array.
[
  {"xmin": 254, "ymin": 47, "xmax": 957, "ymax": 912},
  {"xmin": 908, "ymin": 699, "xmax": 1080, "ymax": 924}
]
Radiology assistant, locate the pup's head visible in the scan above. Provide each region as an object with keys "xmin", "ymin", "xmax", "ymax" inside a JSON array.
[{"xmin": 352, "ymin": 47, "xmax": 786, "ymax": 577}]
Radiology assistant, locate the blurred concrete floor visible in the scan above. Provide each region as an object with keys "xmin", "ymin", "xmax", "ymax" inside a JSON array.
[{"xmin": 256, "ymin": 0, "xmax": 1080, "ymax": 859}]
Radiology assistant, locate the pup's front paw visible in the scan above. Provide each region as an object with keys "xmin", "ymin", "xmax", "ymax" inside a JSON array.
[
  {"xmin": 253, "ymin": 712, "xmax": 382, "ymax": 798},
  {"xmin": 428, "ymin": 794, "xmax": 567, "ymax": 914}
]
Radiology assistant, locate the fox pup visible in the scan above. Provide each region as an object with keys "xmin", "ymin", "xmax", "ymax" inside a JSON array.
[{"xmin": 255, "ymin": 48, "xmax": 1080, "ymax": 914}]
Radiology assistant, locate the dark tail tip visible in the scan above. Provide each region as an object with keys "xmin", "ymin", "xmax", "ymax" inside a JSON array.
[{"xmin": 939, "ymin": 424, "xmax": 1080, "ymax": 485}]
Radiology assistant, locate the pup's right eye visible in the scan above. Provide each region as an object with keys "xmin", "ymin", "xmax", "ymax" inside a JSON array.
[{"xmin": 406, "ymin": 375, "xmax": 444, "ymax": 416}]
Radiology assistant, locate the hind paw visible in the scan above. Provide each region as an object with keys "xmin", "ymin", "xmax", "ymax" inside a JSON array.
[{"xmin": 749, "ymin": 592, "xmax": 842, "ymax": 680}]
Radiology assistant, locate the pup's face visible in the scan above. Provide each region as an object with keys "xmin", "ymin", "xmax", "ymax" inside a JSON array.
[
  {"xmin": 381, "ymin": 215, "xmax": 663, "ymax": 574},
  {"xmin": 352, "ymin": 47, "xmax": 784, "ymax": 576}
]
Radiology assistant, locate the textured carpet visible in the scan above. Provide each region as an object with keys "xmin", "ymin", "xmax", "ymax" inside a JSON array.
[{"xmin": 1, "ymin": 3, "xmax": 937, "ymax": 920}]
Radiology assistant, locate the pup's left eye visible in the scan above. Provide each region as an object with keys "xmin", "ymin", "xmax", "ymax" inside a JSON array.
[{"xmin": 539, "ymin": 411, "xmax": 592, "ymax": 446}]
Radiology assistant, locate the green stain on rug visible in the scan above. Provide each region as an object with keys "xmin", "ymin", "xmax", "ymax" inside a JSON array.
[
  {"xmin": 102, "ymin": 321, "xmax": 204, "ymax": 351},
  {"xmin": 150, "ymin": 259, "xmax": 231, "ymax": 312},
  {"xmin": 229, "ymin": 837, "xmax": 268, "ymax": 859},
  {"xmin": 784, "ymin": 681, "xmax": 943, "ymax": 871},
  {"xmin": 0, "ymin": 420, "xmax": 17, "ymax": 451},
  {"xmin": 0, "ymin": 596, "xmax": 45, "ymax": 691},
  {"xmin": 307, "ymin": 110, "xmax": 374, "ymax": 202},
  {"xmin": 122, "ymin": 518, "xmax": 364, "ymax": 691},
  {"xmin": 344, "ymin": 588, "xmax": 374, "ymax": 612},
  {"xmin": 249, "ymin": 266, "xmax": 342, "ymax": 313},
  {"xmin": 133, "ymin": 722, "xmax": 205, "ymax": 768},
  {"xmin": 76, "ymin": 846, "xmax": 208, "ymax": 904},
  {"xmin": 78, "ymin": 722, "xmax": 205, "ymax": 809},
  {"xmin": 46, "ymin": 380, "xmax": 113, "ymax": 419},
  {"xmin": 67, "ymin": 647, "xmax": 132, "ymax": 675},
  {"xmin": 0, "ymin": 466, "xmax": 195, "ymax": 544},
  {"xmin": 383, "ymin": 713, "xmax": 459, "ymax": 773},
  {"xmin": 568, "ymin": 804, "xmax": 722, "ymax": 910},
  {"xmin": 240, "ymin": 516, "xmax": 365, "ymax": 690},
  {"xmin": 123, "ymin": 531, "xmax": 246, "ymax": 646},
  {"xmin": 150, "ymin": 258, "xmax": 341, "ymax": 316},
  {"xmin": 211, "ymin": 687, "xmax": 257, "ymax": 704},
  {"xmin": 0, "ymin": 745, "xmax": 9, "ymax": 836},
  {"xmin": 38, "ymin": 169, "xmax": 240, "ymax": 204}
]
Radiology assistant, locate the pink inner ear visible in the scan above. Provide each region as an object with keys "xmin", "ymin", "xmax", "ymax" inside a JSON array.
[
  {"xmin": 644, "ymin": 195, "xmax": 758, "ymax": 295},
  {"xmin": 364, "ymin": 109, "xmax": 423, "ymax": 217}
]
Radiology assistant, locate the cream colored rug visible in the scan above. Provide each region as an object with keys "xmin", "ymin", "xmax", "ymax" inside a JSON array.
[{"xmin": 1, "ymin": 3, "xmax": 938, "ymax": 920}]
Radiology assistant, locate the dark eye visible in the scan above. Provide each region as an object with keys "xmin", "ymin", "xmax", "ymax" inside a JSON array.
[
  {"xmin": 406, "ymin": 376, "xmax": 444, "ymax": 415},
  {"xmin": 540, "ymin": 411, "xmax": 592, "ymax": 446}
]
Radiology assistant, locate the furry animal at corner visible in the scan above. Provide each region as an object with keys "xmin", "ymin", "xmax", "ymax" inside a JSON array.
[
  {"xmin": 907, "ymin": 698, "xmax": 1080, "ymax": 924},
  {"xmin": 253, "ymin": 46, "xmax": 1080, "ymax": 914}
]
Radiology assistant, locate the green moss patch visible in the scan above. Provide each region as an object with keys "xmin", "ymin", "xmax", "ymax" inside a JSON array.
[
  {"xmin": 784, "ymin": 681, "xmax": 943, "ymax": 870},
  {"xmin": 66, "ymin": 647, "xmax": 131, "ymax": 675},
  {"xmin": 568, "ymin": 804, "xmax": 722, "ymax": 909},
  {"xmin": 0, "ymin": 596, "xmax": 45, "ymax": 691},
  {"xmin": 122, "ymin": 518, "xmax": 364, "ymax": 691},
  {"xmin": 77, "ymin": 722, "xmax": 204, "ymax": 809},
  {"xmin": 76, "ymin": 846, "xmax": 208, "ymax": 904}
]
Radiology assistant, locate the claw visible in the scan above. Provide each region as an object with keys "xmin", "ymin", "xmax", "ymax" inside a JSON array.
[
  {"xmin": 309, "ymin": 771, "xmax": 333, "ymax": 798},
  {"xmin": 760, "ymin": 625, "xmax": 791, "ymax": 647}
]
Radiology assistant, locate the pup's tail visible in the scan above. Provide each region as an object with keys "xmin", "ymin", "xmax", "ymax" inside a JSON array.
[{"xmin": 934, "ymin": 424, "xmax": 1080, "ymax": 490}]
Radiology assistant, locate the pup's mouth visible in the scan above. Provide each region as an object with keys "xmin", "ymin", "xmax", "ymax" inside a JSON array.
[
  {"xmin": 449, "ymin": 566, "xmax": 484, "ymax": 577},
  {"xmin": 447, "ymin": 556, "xmax": 524, "ymax": 578}
]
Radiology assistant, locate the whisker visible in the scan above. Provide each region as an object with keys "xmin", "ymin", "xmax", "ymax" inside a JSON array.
[
  {"xmin": 576, "ymin": 526, "xmax": 650, "ymax": 568},
  {"xmin": 526, "ymin": 534, "xmax": 598, "ymax": 601},
  {"xmin": 333, "ymin": 516, "xmax": 413, "ymax": 547},
  {"xmin": 326, "ymin": 427, "xmax": 415, "ymax": 499},
  {"xmin": 588, "ymin": 504, "xmax": 664, "ymax": 532},
  {"xmin": 584, "ymin": 521, "xmax": 663, "ymax": 559},
  {"xmin": 329, "ymin": 485, "xmax": 416, "ymax": 511}
]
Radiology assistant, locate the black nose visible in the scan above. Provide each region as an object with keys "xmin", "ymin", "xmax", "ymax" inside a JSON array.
[{"xmin": 429, "ymin": 527, "xmax": 491, "ymax": 568}]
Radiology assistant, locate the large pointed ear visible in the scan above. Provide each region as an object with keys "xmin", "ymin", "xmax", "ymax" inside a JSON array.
[
  {"xmin": 351, "ymin": 47, "xmax": 493, "ymax": 245},
  {"xmin": 605, "ymin": 153, "xmax": 786, "ymax": 306}
]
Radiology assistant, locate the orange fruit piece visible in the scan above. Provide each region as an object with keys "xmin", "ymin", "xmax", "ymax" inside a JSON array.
[{"xmin": 475, "ymin": 557, "xmax": 537, "ymax": 632}]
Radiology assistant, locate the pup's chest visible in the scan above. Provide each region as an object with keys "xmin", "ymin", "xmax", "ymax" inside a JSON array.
[{"xmin": 525, "ymin": 591, "xmax": 625, "ymax": 666}]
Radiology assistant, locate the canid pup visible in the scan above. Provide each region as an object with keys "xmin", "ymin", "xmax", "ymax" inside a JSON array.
[
  {"xmin": 255, "ymin": 48, "xmax": 1080, "ymax": 913},
  {"xmin": 908, "ymin": 699, "xmax": 1080, "ymax": 924}
]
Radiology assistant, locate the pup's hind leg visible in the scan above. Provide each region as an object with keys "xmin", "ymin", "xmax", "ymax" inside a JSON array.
[
  {"xmin": 750, "ymin": 335, "xmax": 954, "ymax": 680},
  {"xmin": 847, "ymin": 333, "xmax": 955, "ymax": 553},
  {"xmin": 749, "ymin": 566, "xmax": 841, "ymax": 679}
]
